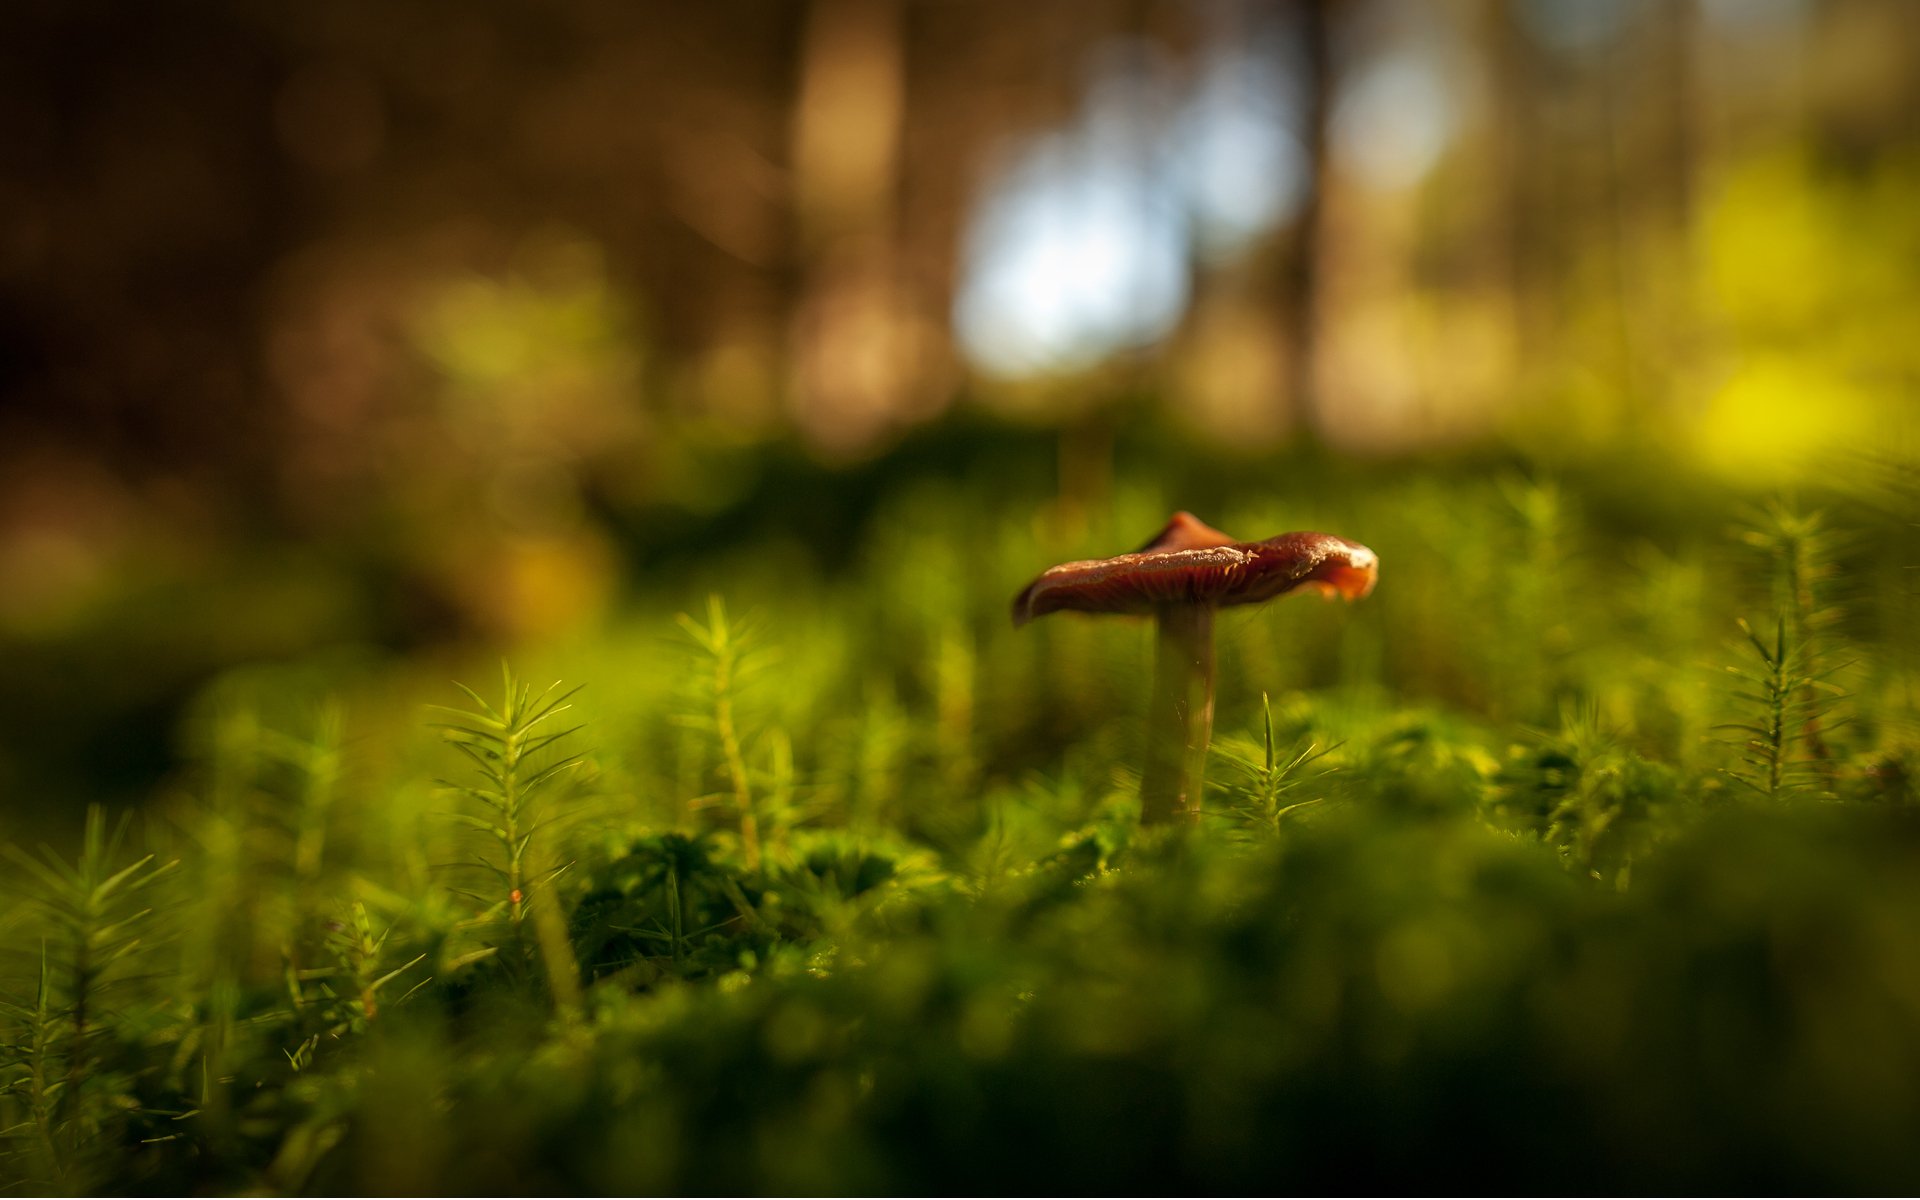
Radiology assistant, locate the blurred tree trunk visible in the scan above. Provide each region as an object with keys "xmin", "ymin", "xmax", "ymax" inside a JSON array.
[
  {"xmin": 1489, "ymin": 0, "xmax": 1548, "ymax": 379},
  {"xmin": 1284, "ymin": 0, "xmax": 1334, "ymax": 436},
  {"xmin": 1657, "ymin": 0, "xmax": 1702, "ymax": 413},
  {"xmin": 788, "ymin": 0, "xmax": 910, "ymax": 457},
  {"xmin": 1662, "ymin": 0, "xmax": 1698, "ymax": 234}
]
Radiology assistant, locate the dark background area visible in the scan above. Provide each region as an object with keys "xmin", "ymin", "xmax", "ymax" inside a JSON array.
[{"xmin": 0, "ymin": 0, "xmax": 1915, "ymax": 817}]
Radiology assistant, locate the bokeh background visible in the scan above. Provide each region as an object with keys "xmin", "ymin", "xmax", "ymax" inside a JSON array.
[
  {"xmin": 1, "ymin": 0, "xmax": 1916, "ymax": 829},
  {"xmin": 8, "ymin": 3, "xmax": 1920, "ymax": 1192}
]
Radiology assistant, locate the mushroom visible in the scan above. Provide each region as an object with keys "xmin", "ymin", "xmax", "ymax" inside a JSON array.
[{"xmin": 1013, "ymin": 512, "xmax": 1377, "ymax": 826}]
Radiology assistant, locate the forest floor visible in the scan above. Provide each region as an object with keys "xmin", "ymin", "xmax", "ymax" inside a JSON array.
[{"xmin": 4, "ymin": 445, "xmax": 1919, "ymax": 1193}]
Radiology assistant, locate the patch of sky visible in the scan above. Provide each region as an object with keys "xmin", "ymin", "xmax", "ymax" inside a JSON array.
[
  {"xmin": 954, "ymin": 10, "xmax": 1461, "ymax": 378},
  {"xmin": 1517, "ymin": 0, "xmax": 1639, "ymax": 52},
  {"xmin": 1700, "ymin": 0, "xmax": 1811, "ymax": 34},
  {"xmin": 954, "ymin": 40, "xmax": 1190, "ymax": 378},
  {"xmin": 1331, "ymin": 48, "xmax": 1456, "ymax": 192},
  {"xmin": 1175, "ymin": 33, "xmax": 1311, "ymax": 262}
]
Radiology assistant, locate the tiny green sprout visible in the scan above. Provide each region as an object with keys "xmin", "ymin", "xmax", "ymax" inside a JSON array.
[
  {"xmin": 433, "ymin": 666, "xmax": 585, "ymax": 934},
  {"xmin": 1212, "ymin": 692, "xmax": 1339, "ymax": 838},
  {"xmin": 1718, "ymin": 615, "xmax": 1847, "ymax": 801}
]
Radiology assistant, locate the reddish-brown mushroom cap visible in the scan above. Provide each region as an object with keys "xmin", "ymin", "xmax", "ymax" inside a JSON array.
[{"xmin": 1012, "ymin": 512, "xmax": 1378, "ymax": 627}]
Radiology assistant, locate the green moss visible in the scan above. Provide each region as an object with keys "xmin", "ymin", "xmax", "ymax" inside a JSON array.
[{"xmin": 3, "ymin": 460, "xmax": 1919, "ymax": 1194}]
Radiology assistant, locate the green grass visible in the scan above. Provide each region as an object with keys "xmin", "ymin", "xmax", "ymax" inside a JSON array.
[{"xmin": 3, "ymin": 456, "xmax": 1919, "ymax": 1193}]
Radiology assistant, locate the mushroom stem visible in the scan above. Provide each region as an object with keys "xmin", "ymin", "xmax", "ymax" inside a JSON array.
[{"xmin": 1140, "ymin": 604, "xmax": 1215, "ymax": 826}]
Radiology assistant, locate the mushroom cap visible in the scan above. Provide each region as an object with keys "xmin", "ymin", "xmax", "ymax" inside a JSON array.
[{"xmin": 1012, "ymin": 512, "xmax": 1378, "ymax": 627}]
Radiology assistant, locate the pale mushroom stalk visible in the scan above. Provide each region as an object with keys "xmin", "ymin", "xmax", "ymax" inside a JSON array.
[
  {"xmin": 1013, "ymin": 512, "xmax": 1377, "ymax": 830},
  {"xmin": 1140, "ymin": 602, "xmax": 1215, "ymax": 826}
]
